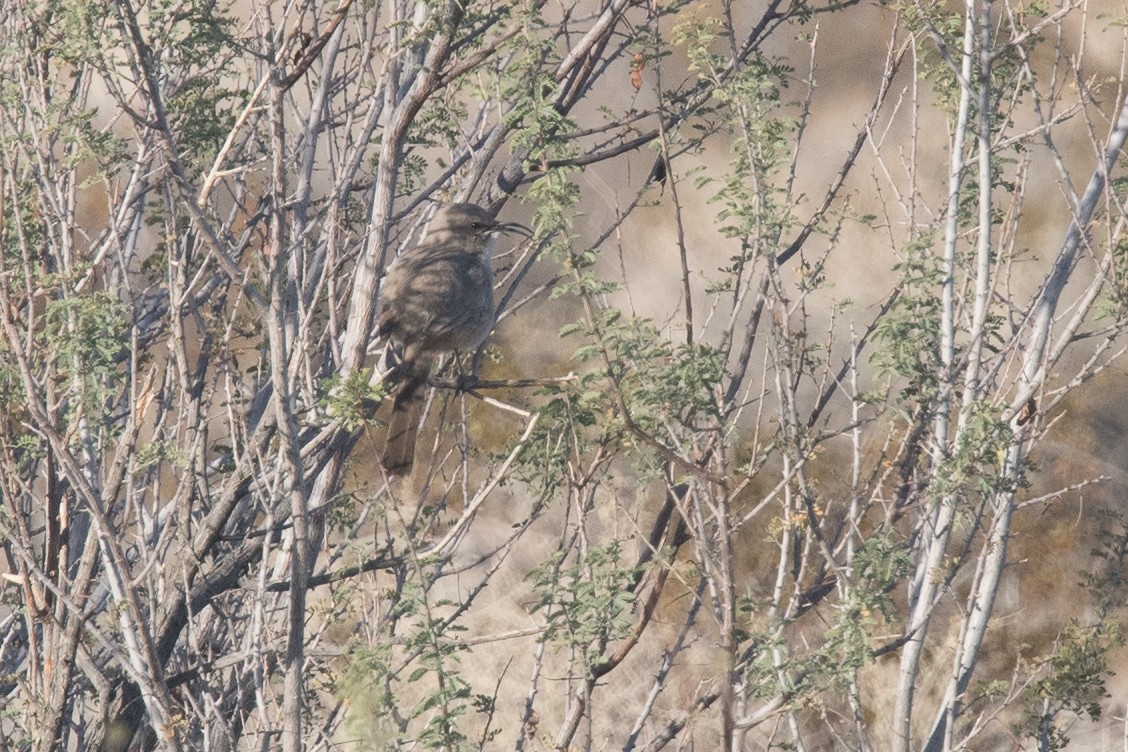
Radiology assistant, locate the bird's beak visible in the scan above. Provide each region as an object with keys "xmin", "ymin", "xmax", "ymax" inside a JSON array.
[{"xmin": 497, "ymin": 220, "xmax": 534, "ymax": 239}]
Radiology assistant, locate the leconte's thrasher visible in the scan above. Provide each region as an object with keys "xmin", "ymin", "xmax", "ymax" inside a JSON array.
[{"xmin": 376, "ymin": 203, "xmax": 531, "ymax": 473}]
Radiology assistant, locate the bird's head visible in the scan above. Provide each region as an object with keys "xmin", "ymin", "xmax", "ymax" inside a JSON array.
[{"xmin": 429, "ymin": 203, "xmax": 533, "ymax": 242}]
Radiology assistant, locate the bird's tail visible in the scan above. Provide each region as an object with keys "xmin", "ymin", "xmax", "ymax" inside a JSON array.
[{"xmin": 382, "ymin": 364, "xmax": 428, "ymax": 474}]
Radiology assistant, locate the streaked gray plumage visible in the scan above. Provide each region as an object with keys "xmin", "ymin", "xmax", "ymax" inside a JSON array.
[{"xmin": 376, "ymin": 203, "xmax": 529, "ymax": 473}]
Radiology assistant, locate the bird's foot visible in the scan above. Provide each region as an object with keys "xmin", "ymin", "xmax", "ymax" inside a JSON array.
[{"xmin": 456, "ymin": 373, "xmax": 480, "ymax": 392}]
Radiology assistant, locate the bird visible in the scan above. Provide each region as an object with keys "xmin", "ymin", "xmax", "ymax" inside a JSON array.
[{"xmin": 376, "ymin": 202, "xmax": 531, "ymax": 474}]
